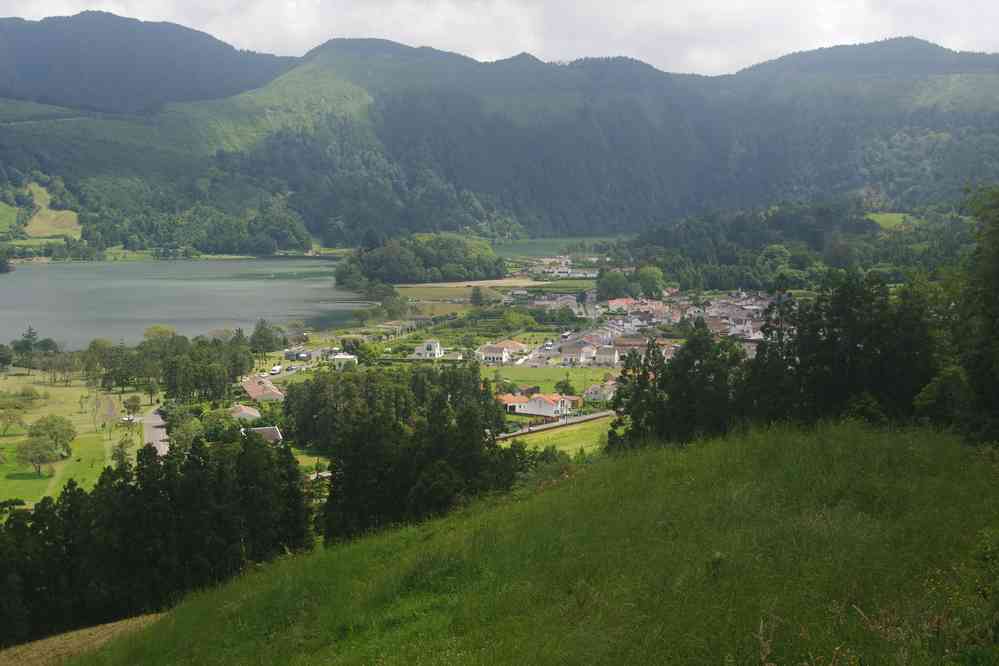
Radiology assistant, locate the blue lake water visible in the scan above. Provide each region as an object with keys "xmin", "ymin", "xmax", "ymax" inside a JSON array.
[{"xmin": 0, "ymin": 258, "xmax": 363, "ymax": 349}]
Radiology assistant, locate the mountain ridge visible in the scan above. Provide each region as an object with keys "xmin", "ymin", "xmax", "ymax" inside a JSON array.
[{"xmin": 2, "ymin": 12, "xmax": 999, "ymax": 245}]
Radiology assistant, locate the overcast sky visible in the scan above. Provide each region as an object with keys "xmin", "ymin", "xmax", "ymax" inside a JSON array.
[{"xmin": 4, "ymin": 1, "xmax": 998, "ymax": 74}]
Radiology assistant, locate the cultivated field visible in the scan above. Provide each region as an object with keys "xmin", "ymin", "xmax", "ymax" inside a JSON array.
[{"xmin": 24, "ymin": 183, "xmax": 81, "ymax": 239}]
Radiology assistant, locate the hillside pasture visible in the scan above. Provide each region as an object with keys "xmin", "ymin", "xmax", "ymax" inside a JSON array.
[
  {"xmin": 24, "ymin": 183, "xmax": 81, "ymax": 239},
  {"xmin": 74, "ymin": 422, "xmax": 999, "ymax": 665}
]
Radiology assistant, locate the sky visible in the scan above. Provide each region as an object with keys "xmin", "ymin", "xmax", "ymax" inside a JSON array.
[{"xmin": 4, "ymin": 0, "xmax": 999, "ymax": 75}]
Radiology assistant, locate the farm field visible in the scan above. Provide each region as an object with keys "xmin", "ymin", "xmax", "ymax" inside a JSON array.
[
  {"xmin": 487, "ymin": 365, "xmax": 616, "ymax": 394},
  {"xmin": 0, "ymin": 201, "xmax": 16, "ymax": 232},
  {"xmin": 0, "ymin": 371, "xmax": 145, "ymax": 505},
  {"xmin": 24, "ymin": 183, "xmax": 81, "ymax": 239},
  {"xmin": 491, "ymin": 236, "xmax": 623, "ymax": 258},
  {"xmin": 513, "ymin": 416, "xmax": 612, "ymax": 454}
]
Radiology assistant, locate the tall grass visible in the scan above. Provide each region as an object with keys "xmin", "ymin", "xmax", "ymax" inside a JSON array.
[{"xmin": 76, "ymin": 423, "xmax": 999, "ymax": 664}]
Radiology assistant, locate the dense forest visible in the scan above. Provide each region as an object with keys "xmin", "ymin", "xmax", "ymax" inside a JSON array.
[
  {"xmin": 3, "ymin": 14, "xmax": 999, "ymax": 247},
  {"xmin": 609, "ymin": 200, "xmax": 976, "ymax": 291},
  {"xmin": 334, "ymin": 233, "xmax": 507, "ymax": 286}
]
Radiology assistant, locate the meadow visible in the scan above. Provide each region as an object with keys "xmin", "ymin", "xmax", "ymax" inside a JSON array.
[
  {"xmin": 68, "ymin": 422, "xmax": 999, "ymax": 665},
  {"xmin": 24, "ymin": 183, "xmax": 81, "ymax": 239},
  {"xmin": 867, "ymin": 212, "xmax": 917, "ymax": 229}
]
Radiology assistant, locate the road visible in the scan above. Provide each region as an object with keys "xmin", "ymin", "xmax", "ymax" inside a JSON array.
[
  {"xmin": 497, "ymin": 410, "xmax": 614, "ymax": 440},
  {"xmin": 142, "ymin": 409, "xmax": 169, "ymax": 457}
]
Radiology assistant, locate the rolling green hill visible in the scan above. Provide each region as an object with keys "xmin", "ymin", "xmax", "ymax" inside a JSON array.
[
  {"xmin": 70, "ymin": 423, "xmax": 999, "ymax": 665},
  {"xmin": 2, "ymin": 16, "xmax": 999, "ymax": 247}
]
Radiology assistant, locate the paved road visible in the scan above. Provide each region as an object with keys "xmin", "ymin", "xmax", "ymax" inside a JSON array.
[
  {"xmin": 497, "ymin": 410, "xmax": 614, "ymax": 441},
  {"xmin": 142, "ymin": 409, "xmax": 169, "ymax": 457}
]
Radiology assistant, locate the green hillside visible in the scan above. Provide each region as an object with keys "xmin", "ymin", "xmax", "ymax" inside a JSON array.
[
  {"xmin": 4, "ymin": 24, "xmax": 999, "ymax": 247},
  {"xmin": 73, "ymin": 423, "xmax": 999, "ymax": 665}
]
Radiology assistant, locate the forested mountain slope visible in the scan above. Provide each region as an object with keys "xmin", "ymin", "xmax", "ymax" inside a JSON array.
[
  {"xmin": 0, "ymin": 12, "xmax": 296, "ymax": 113},
  {"xmin": 1, "ymin": 13, "xmax": 999, "ymax": 247}
]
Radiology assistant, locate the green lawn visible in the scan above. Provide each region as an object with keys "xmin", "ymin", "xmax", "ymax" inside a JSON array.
[
  {"xmin": 0, "ymin": 201, "xmax": 16, "ymax": 232},
  {"xmin": 513, "ymin": 416, "xmax": 612, "ymax": 454},
  {"xmin": 73, "ymin": 422, "xmax": 999, "ymax": 665},
  {"xmin": 486, "ymin": 365, "xmax": 616, "ymax": 394},
  {"xmin": 0, "ymin": 372, "xmax": 145, "ymax": 505}
]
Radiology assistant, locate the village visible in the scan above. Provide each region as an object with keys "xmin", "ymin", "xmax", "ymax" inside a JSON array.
[{"xmin": 227, "ymin": 252, "xmax": 775, "ymax": 442}]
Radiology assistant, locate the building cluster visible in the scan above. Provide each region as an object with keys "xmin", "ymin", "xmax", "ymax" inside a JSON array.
[
  {"xmin": 495, "ymin": 390, "xmax": 582, "ymax": 420},
  {"xmin": 531, "ymin": 255, "xmax": 600, "ymax": 280}
]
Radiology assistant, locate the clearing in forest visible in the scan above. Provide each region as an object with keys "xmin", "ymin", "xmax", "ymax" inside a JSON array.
[{"xmin": 24, "ymin": 183, "xmax": 81, "ymax": 239}]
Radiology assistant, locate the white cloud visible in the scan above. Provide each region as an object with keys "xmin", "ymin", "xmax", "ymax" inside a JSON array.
[{"xmin": 3, "ymin": 0, "xmax": 998, "ymax": 74}]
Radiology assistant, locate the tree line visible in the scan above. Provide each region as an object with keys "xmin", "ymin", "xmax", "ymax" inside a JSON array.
[
  {"xmin": 0, "ymin": 432, "xmax": 310, "ymax": 647},
  {"xmin": 284, "ymin": 363, "xmax": 533, "ymax": 540},
  {"xmin": 610, "ymin": 188, "xmax": 999, "ymax": 447}
]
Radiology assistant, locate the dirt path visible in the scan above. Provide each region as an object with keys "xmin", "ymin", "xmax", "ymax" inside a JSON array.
[{"xmin": 0, "ymin": 614, "xmax": 163, "ymax": 665}]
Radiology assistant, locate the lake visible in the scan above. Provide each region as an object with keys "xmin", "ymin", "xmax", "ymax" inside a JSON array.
[{"xmin": 0, "ymin": 259, "xmax": 364, "ymax": 349}]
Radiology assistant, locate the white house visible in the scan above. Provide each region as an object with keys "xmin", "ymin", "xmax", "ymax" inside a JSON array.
[
  {"xmin": 595, "ymin": 345, "xmax": 619, "ymax": 366},
  {"xmin": 521, "ymin": 394, "xmax": 570, "ymax": 418},
  {"xmin": 477, "ymin": 345, "xmax": 511, "ymax": 365},
  {"xmin": 331, "ymin": 353, "xmax": 359, "ymax": 370},
  {"xmin": 412, "ymin": 340, "xmax": 445, "ymax": 360}
]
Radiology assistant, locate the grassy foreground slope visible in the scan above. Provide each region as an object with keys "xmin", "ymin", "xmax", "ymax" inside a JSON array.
[{"xmin": 76, "ymin": 423, "xmax": 999, "ymax": 665}]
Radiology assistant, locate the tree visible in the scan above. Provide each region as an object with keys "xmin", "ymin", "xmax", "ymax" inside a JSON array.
[
  {"xmin": 961, "ymin": 187, "xmax": 999, "ymax": 440},
  {"xmin": 16, "ymin": 438, "xmax": 59, "ymax": 476},
  {"xmin": 597, "ymin": 271, "xmax": 631, "ymax": 300},
  {"xmin": 27, "ymin": 415, "xmax": 77, "ymax": 458},
  {"xmin": 0, "ymin": 344, "xmax": 12, "ymax": 375},
  {"xmin": 250, "ymin": 319, "xmax": 284, "ymax": 355},
  {"xmin": 0, "ymin": 408, "xmax": 24, "ymax": 436},
  {"xmin": 554, "ymin": 374, "xmax": 577, "ymax": 396},
  {"xmin": 11, "ymin": 325, "xmax": 38, "ymax": 372},
  {"xmin": 470, "ymin": 286, "xmax": 484, "ymax": 307},
  {"xmin": 635, "ymin": 265, "xmax": 665, "ymax": 299},
  {"xmin": 123, "ymin": 395, "xmax": 142, "ymax": 420}
]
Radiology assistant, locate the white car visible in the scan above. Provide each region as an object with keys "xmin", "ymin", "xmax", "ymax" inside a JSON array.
[{"xmin": 270, "ymin": 365, "xmax": 283, "ymax": 375}]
